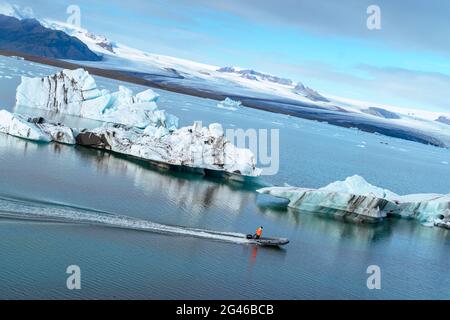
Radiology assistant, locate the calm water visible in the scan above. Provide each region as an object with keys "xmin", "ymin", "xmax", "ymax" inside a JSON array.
[{"xmin": 0, "ymin": 56, "xmax": 449, "ymax": 299}]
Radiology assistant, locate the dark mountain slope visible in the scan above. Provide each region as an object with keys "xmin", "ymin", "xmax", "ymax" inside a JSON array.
[{"xmin": 0, "ymin": 14, "xmax": 101, "ymax": 61}]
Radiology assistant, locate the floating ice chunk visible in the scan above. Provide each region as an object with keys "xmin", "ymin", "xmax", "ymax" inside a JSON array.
[
  {"xmin": 0, "ymin": 110, "xmax": 76, "ymax": 144},
  {"xmin": 0, "ymin": 110, "xmax": 51, "ymax": 142},
  {"xmin": 257, "ymin": 185, "xmax": 389, "ymax": 222},
  {"xmin": 258, "ymin": 175, "xmax": 450, "ymax": 227},
  {"xmin": 27, "ymin": 117, "xmax": 77, "ymax": 144},
  {"xmin": 434, "ymin": 209, "xmax": 450, "ymax": 229},
  {"xmin": 15, "ymin": 68, "xmax": 178, "ymax": 129},
  {"xmin": 76, "ymin": 122, "xmax": 261, "ymax": 177},
  {"xmin": 217, "ymin": 98, "xmax": 242, "ymax": 111},
  {"xmin": 391, "ymin": 193, "xmax": 450, "ymax": 224}
]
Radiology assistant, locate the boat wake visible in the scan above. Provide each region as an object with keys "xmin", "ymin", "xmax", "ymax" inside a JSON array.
[{"xmin": 0, "ymin": 195, "xmax": 249, "ymax": 244}]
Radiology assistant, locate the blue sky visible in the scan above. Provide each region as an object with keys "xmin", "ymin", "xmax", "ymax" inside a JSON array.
[{"xmin": 8, "ymin": 0, "xmax": 450, "ymax": 112}]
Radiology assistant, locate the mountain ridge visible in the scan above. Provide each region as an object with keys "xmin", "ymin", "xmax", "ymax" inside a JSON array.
[{"xmin": 0, "ymin": 14, "xmax": 101, "ymax": 61}]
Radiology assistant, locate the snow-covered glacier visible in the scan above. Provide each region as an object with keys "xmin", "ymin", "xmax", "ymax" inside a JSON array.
[
  {"xmin": 0, "ymin": 110, "xmax": 76, "ymax": 144},
  {"xmin": 76, "ymin": 121, "xmax": 261, "ymax": 177},
  {"xmin": 258, "ymin": 175, "xmax": 450, "ymax": 228},
  {"xmin": 15, "ymin": 68, "xmax": 178, "ymax": 130}
]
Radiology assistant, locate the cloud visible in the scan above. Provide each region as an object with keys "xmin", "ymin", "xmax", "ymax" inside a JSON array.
[
  {"xmin": 356, "ymin": 65, "xmax": 450, "ymax": 111},
  {"xmin": 278, "ymin": 60, "xmax": 450, "ymax": 112},
  {"xmin": 190, "ymin": 0, "xmax": 450, "ymax": 55}
]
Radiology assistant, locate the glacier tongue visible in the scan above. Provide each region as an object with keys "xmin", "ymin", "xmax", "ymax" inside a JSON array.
[
  {"xmin": 0, "ymin": 110, "xmax": 76, "ymax": 144},
  {"xmin": 76, "ymin": 122, "xmax": 261, "ymax": 177},
  {"xmin": 258, "ymin": 175, "xmax": 450, "ymax": 227},
  {"xmin": 15, "ymin": 68, "xmax": 178, "ymax": 129}
]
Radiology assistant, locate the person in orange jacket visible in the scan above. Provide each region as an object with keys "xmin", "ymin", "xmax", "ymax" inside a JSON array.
[{"xmin": 254, "ymin": 226, "xmax": 263, "ymax": 239}]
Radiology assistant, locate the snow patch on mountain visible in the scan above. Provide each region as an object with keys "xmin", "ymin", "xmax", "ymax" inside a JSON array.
[
  {"xmin": 217, "ymin": 66, "xmax": 293, "ymax": 86},
  {"xmin": 293, "ymin": 83, "xmax": 329, "ymax": 102},
  {"xmin": 0, "ymin": 2, "xmax": 33, "ymax": 20}
]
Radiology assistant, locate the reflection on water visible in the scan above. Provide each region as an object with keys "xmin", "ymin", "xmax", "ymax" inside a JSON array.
[
  {"xmin": 1, "ymin": 55, "xmax": 450, "ymax": 299},
  {"xmin": 257, "ymin": 198, "xmax": 393, "ymax": 246},
  {"xmin": 0, "ymin": 133, "xmax": 41, "ymax": 155},
  {"xmin": 73, "ymin": 146, "xmax": 257, "ymax": 216}
]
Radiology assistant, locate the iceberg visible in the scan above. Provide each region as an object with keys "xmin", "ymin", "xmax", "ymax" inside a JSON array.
[
  {"xmin": 258, "ymin": 175, "xmax": 450, "ymax": 227},
  {"xmin": 217, "ymin": 98, "xmax": 242, "ymax": 111},
  {"xmin": 391, "ymin": 194, "xmax": 450, "ymax": 225},
  {"xmin": 76, "ymin": 121, "xmax": 261, "ymax": 177},
  {"xmin": 0, "ymin": 110, "xmax": 76, "ymax": 144},
  {"xmin": 15, "ymin": 68, "xmax": 178, "ymax": 130},
  {"xmin": 27, "ymin": 116, "xmax": 77, "ymax": 144},
  {"xmin": 257, "ymin": 178, "xmax": 391, "ymax": 223},
  {"xmin": 434, "ymin": 209, "xmax": 450, "ymax": 229}
]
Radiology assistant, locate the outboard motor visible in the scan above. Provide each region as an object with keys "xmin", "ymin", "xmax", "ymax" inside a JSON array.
[{"xmin": 246, "ymin": 234, "xmax": 254, "ymax": 240}]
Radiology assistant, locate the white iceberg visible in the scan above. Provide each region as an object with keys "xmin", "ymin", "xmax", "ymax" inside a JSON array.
[
  {"xmin": 258, "ymin": 175, "xmax": 450, "ymax": 227},
  {"xmin": 76, "ymin": 121, "xmax": 261, "ymax": 177},
  {"xmin": 0, "ymin": 110, "xmax": 76, "ymax": 144},
  {"xmin": 217, "ymin": 98, "xmax": 242, "ymax": 111},
  {"xmin": 15, "ymin": 68, "xmax": 178, "ymax": 130}
]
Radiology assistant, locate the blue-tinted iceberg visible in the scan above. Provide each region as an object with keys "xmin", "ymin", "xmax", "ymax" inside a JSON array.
[
  {"xmin": 258, "ymin": 175, "xmax": 450, "ymax": 227},
  {"xmin": 15, "ymin": 68, "xmax": 178, "ymax": 130}
]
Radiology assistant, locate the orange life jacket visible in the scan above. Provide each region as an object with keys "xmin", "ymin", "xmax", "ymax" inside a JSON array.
[{"xmin": 256, "ymin": 228, "xmax": 262, "ymax": 236}]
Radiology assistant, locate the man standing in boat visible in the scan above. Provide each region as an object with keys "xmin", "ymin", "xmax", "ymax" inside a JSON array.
[{"xmin": 254, "ymin": 226, "xmax": 263, "ymax": 239}]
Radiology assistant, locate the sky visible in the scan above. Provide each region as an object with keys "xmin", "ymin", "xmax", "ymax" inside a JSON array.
[{"xmin": 5, "ymin": 0, "xmax": 450, "ymax": 113}]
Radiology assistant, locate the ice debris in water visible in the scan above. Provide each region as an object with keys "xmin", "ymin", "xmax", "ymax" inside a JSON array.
[{"xmin": 15, "ymin": 68, "xmax": 178, "ymax": 130}]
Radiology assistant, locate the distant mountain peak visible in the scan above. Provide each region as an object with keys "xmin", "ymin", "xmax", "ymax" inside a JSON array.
[
  {"xmin": 436, "ymin": 116, "xmax": 450, "ymax": 125},
  {"xmin": 217, "ymin": 66, "xmax": 293, "ymax": 86},
  {"xmin": 293, "ymin": 83, "xmax": 329, "ymax": 102},
  {"xmin": 0, "ymin": 2, "xmax": 34, "ymax": 20}
]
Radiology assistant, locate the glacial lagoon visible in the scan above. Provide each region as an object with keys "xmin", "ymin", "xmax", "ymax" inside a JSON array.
[{"xmin": 0, "ymin": 56, "xmax": 449, "ymax": 299}]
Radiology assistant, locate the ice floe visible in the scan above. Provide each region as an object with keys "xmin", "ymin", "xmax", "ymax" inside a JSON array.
[
  {"xmin": 258, "ymin": 175, "xmax": 450, "ymax": 228},
  {"xmin": 15, "ymin": 68, "xmax": 178, "ymax": 129}
]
